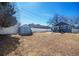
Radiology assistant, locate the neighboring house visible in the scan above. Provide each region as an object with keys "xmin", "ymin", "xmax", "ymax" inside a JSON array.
[
  {"xmin": 52, "ymin": 22, "xmax": 72, "ymax": 33},
  {"xmin": 72, "ymin": 24, "xmax": 79, "ymax": 33},
  {"xmin": 28, "ymin": 24, "xmax": 51, "ymax": 32},
  {"xmin": 28, "ymin": 24, "xmax": 51, "ymax": 29}
]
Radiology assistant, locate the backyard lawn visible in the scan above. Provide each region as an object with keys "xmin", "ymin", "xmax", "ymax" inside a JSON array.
[{"xmin": 0, "ymin": 32, "xmax": 79, "ymax": 56}]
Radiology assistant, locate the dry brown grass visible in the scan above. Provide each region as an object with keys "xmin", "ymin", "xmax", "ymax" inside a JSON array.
[{"xmin": 1, "ymin": 32, "xmax": 79, "ymax": 56}]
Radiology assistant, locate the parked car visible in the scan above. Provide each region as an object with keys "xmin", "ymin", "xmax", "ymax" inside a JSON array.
[{"xmin": 18, "ymin": 24, "xmax": 33, "ymax": 36}]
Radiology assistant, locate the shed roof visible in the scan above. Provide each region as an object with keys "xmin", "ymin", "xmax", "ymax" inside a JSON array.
[{"xmin": 54, "ymin": 22, "xmax": 69, "ymax": 26}]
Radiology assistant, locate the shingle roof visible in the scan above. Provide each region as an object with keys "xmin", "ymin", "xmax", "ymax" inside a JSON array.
[{"xmin": 54, "ymin": 22, "xmax": 69, "ymax": 26}]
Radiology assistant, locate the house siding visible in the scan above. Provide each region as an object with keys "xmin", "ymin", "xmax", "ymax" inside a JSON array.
[
  {"xmin": 52, "ymin": 22, "xmax": 72, "ymax": 33},
  {"xmin": 72, "ymin": 29, "xmax": 79, "ymax": 33}
]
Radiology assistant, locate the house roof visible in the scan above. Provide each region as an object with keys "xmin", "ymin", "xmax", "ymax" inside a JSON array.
[
  {"xmin": 54, "ymin": 22, "xmax": 69, "ymax": 26},
  {"xmin": 73, "ymin": 24, "xmax": 79, "ymax": 29}
]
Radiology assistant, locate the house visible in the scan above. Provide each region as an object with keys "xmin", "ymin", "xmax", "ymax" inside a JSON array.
[
  {"xmin": 52, "ymin": 22, "xmax": 72, "ymax": 33},
  {"xmin": 28, "ymin": 24, "xmax": 51, "ymax": 29},
  {"xmin": 72, "ymin": 24, "xmax": 79, "ymax": 33}
]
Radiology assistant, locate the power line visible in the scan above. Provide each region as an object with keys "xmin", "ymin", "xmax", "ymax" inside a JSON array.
[{"xmin": 22, "ymin": 9, "xmax": 48, "ymax": 20}]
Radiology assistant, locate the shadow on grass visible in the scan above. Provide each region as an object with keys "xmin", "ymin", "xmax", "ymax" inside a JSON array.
[{"xmin": 0, "ymin": 35, "xmax": 20, "ymax": 56}]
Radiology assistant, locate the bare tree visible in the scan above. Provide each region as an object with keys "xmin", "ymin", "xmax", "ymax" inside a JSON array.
[
  {"xmin": 59, "ymin": 15, "xmax": 70, "ymax": 23},
  {"xmin": 48, "ymin": 14, "xmax": 60, "ymax": 26},
  {"xmin": 48, "ymin": 14, "xmax": 71, "ymax": 26}
]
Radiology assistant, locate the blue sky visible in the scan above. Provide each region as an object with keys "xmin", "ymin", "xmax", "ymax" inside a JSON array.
[{"xmin": 16, "ymin": 2, "xmax": 79, "ymax": 25}]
